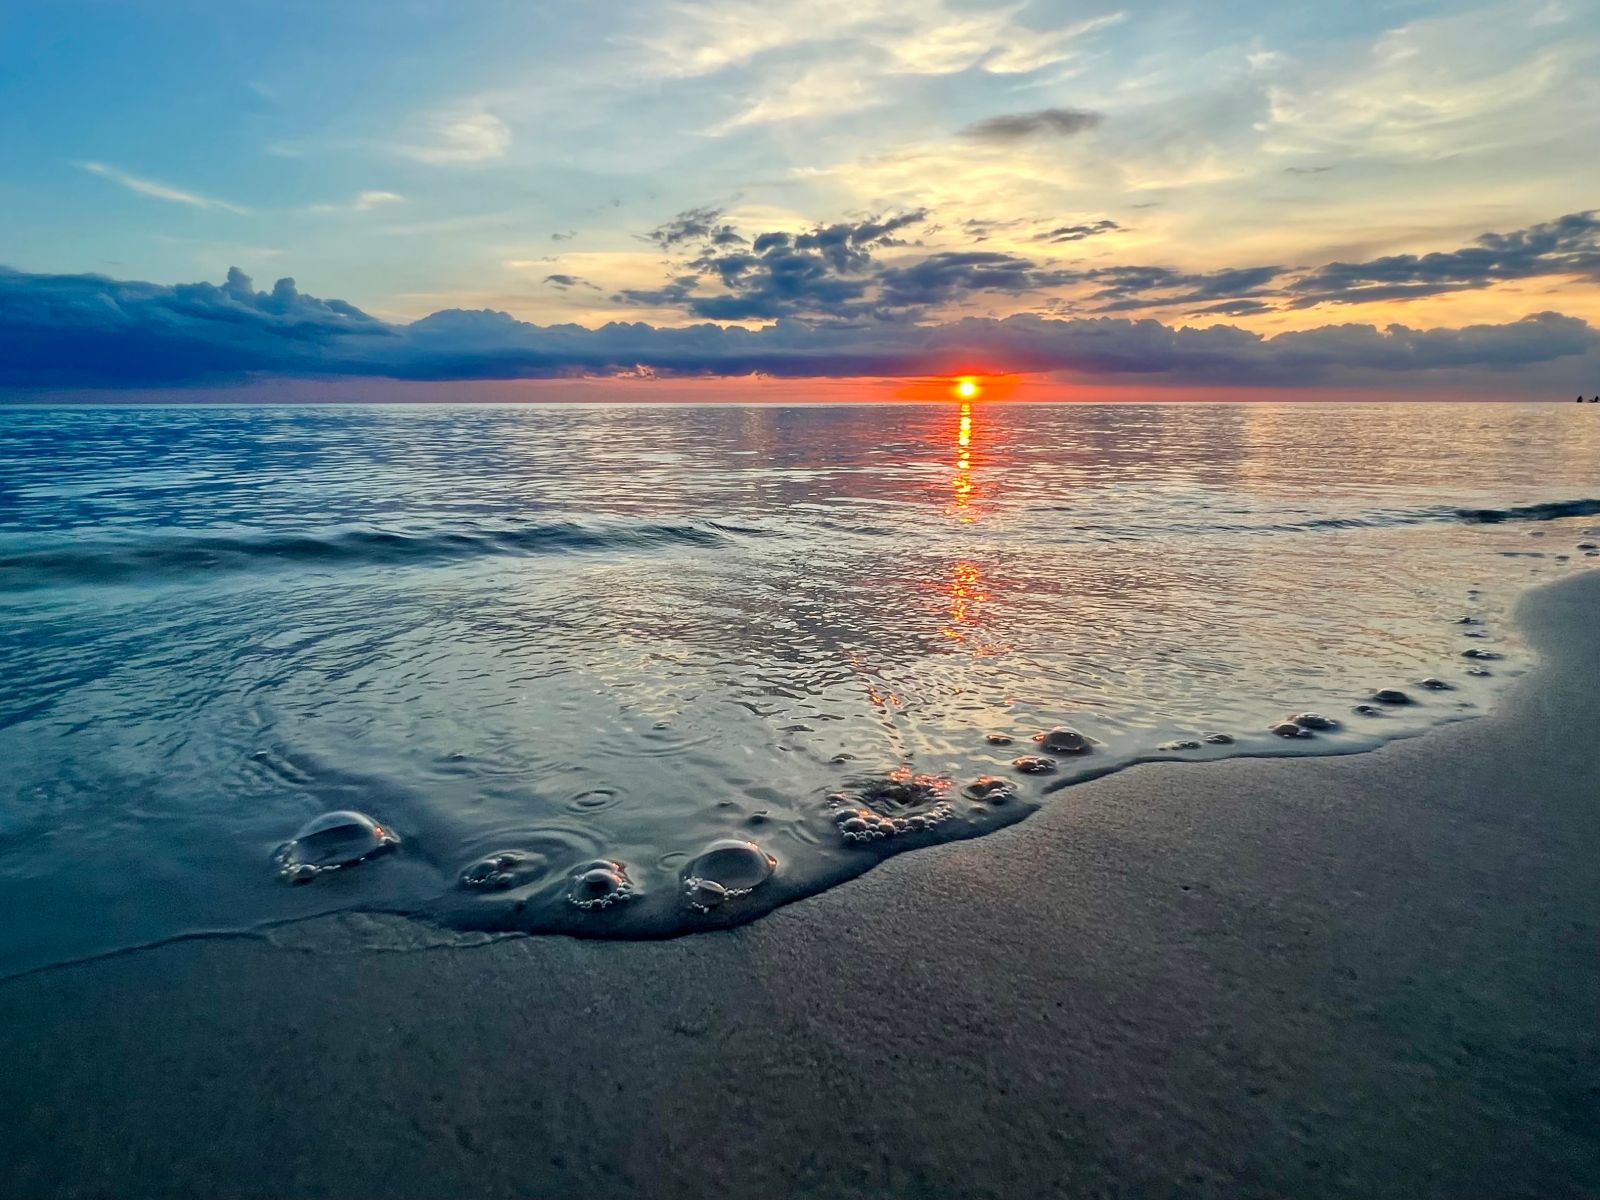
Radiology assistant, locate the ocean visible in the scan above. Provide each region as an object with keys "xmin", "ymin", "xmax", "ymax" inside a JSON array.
[{"xmin": 2, "ymin": 401, "xmax": 1597, "ymax": 976}]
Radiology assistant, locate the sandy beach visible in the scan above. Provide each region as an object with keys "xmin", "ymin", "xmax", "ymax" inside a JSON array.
[{"xmin": 3, "ymin": 568, "xmax": 1597, "ymax": 1200}]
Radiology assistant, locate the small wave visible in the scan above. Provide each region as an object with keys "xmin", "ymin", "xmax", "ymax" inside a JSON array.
[
  {"xmin": 1452, "ymin": 499, "xmax": 1600, "ymax": 524},
  {"xmin": 0, "ymin": 519, "xmax": 756, "ymax": 591},
  {"xmin": 1033, "ymin": 497, "xmax": 1600, "ymax": 539}
]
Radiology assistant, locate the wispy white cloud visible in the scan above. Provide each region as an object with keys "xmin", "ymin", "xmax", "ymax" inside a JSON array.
[
  {"xmin": 354, "ymin": 189, "xmax": 405, "ymax": 210},
  {"xmin": 309, "ymin": 190, "xmax": 407, "ymax": 214},
  {"xmin": 709, "ymin": 60, "xmax": 888, "ymax": 131},
  {"xmin": 1258, "ymin": 2, "xmax": 1600, "ymax": 161},
  {"xmin": 76, "ymin": 161, "xmax": 249, "ymax": 214},
  {"xmin": 394, "ymin": 108, "xmax": 510, "ymax": 164},
  {"xmin": 644, "ymin": 0, "xmax": 1125, "ymax": 130}
]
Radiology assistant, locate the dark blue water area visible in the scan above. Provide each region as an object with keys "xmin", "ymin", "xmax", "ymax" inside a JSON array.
[{"xmin": 2, "ymin": 401, "xmax": 1598, "ymax": 976}]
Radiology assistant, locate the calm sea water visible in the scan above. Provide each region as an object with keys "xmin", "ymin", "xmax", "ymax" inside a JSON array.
[{"xmin": 2, "ymin": 402, "xmax": 1597, "ymax": 975}]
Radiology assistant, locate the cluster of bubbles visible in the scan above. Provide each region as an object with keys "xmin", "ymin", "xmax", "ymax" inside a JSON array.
[
  {"xmin": 1255, "ymin": 603, "xmax": 1515, "ymax": 738},
  {"xmin": 269, "ymin": 583, "xmax": 1550, "ymax": 923},
  {"xmin": 274, "ymin": 815, "xmax": 780, "ymax": 919},
  {"xmin": 826, "ymin": 767, "xmax": 958, "ymax": 844},
  {"xmin": 1159, "ymin": 733, "xmax": 1235, "ymax": 751},
  {"xmin": 459, "ymin": 849, "xmax": 545, "ymax": 891},
  {"xmin": 1269, "ymin": 711, "xmax": 1341, "ymax": 740}
]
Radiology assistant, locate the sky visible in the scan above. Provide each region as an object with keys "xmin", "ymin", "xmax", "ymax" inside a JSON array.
[{"xmin": 1, "ymin": 0, "xmax": 1598, "ymax": 400}]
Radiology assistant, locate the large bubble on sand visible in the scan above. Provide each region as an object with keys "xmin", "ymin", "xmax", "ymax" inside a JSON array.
[
  {"xmin": 567, "ymin": 860, "xmax": 634, "ymax": 910},
  {"xmin": 1035, "ymin": 727, "xmax": 1093, "ymax": 755},
  {"xmin": 273, "ymin": 810, "xmax": 399, "ymax": 884},
  {"xmin": 683, "ymin": 838, "xmax": 777, "ymax": 905},
  {"xmin": 1288, "ymin": 711, "xmax": 1340, "ymax": 730}
]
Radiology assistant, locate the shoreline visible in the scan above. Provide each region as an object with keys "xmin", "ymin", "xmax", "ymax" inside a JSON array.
[{"xmin": 3, "ymin": 570, "xmax": 1598, "ymax": 1198}]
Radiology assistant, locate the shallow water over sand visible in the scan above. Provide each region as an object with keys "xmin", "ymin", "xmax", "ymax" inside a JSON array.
[{"xmin": 1, "ymin": 401, "xmax": 1597, "ymax": 974}]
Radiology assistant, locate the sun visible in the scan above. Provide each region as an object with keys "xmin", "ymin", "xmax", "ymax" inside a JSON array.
[{"xmin": 953, "ymin": 377, "xmax": 981, "ymax": 400}]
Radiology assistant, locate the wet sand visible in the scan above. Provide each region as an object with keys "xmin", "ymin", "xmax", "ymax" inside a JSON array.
[{"xmin": 3, "ymin": 572, "xmax": 1598, "ymax": 1200}]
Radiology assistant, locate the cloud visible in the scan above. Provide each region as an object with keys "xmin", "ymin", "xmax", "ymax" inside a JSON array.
[
  {"xmin": 1038, "ymin": 210, "xmax": 1600, "ymax": 314},
  {"xmin": 603, "ymin": 206, "xmax": 1600, "ymax": 322},
  {"xmin": 355, "ymin": 190, "xmax": 405, "ymax": 211},
  {"xmin": 1078, "ymin": 264, "xmax": 1287, "ymax": 312},
  {"xmin": 644, "ymin": 206, "xmax": 748, "ymax": 249},
  {"xmin": 1258, "ymin": 1, "xmax": 1597, "ymax": 161},
  {"xmin": 1, "ymin": 265, "xmax": 1592, "ymax": 392},
  {"xmin": 76, "ymin": 162, "xmax": 248, "ymax": 215},
  {"xmin": 959, "ymin": 108, "xmax": 1103, "ymax": 142},
  {"xmin": 1284, "ymin": 210, "xmax": 1600, "ymax": 307},
  {"xmin": 309, "ymin": 190, "xmax": 406, "ymax": 215},
  {"xmin": 710, "ymin": 60, "xmax": 887, "ymax": 131},
  {"xmin": 0, "ymin": 266, "xmax": 386, "ymax": 386},
  {"xmin": 1035, "ymin": 219, "xmax": 1121, "ymax": 244},
  {"xmin": 617, "ymin": 208, "xmax": 1068, "ymax": 321},
  {"xmin": 543, "ymin": 274, "xmax": 599, "ymax": 291},
  {"xmin": 634, "ymin": 0, "xmax": 1122, "ymax": 81},
  {"xmin": 395, "ymin": 108, "xmax": 510, "ymax": 164}
]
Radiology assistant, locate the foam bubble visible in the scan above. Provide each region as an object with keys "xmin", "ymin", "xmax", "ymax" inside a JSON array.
[
  {"xmin": 1461, "ymin": 648, "xmax": 1502, "ymax": 660},
  {"xmin": 1420, "ymin": 677, "xmax": 1453, "ymax": 690},
  {"xmin": 964, "ymin": 776, "xmax": 1018, "ymax": 803},
  {"xmin": 1372, "ymin": 688, "xmax": 1412, "ymax": 705},
  {"xmin": 686, "ymin": 879, "xmax": 728, "ymax": 912},
  {"xmin": 828, "ymin": 787, "xmax": 953, "ymax": 842},
  {"xmin": 682, "ymin": 838, "xmax": 776, "ymax": 897},
  {"xmin": 273, "ymin": 810, "xmax": 398, "ymax": 884},
  {"xmin": 1034, "ymin": 727, "xmax": 1092, "ymax": 755},
  {"xmin": 1158, "ymin": 739, "xmax": 1203, "ymax": 751},
  {"xmin": 1271, "ymin": 721, "xmax": 1310, "ymax": 739},
  {"xmin": 984, "ymin": 733, "xmax": 1015, "ymax": 746},
  {"xmin": 459, "ymin": 849, "xmax": 545, "ymax": 891},
  {"xmin": 1202, "ymin": 732, "xmax": 1234, "ymax": 745},
  {"xmin": 1012, "ymin": 755, "xmax": 1057, "ymax": 774},
  {"xmin": 1289, "ymin": 712, "xmax": 1339, "ymax": 731},
  {"xmin": 846, "ymin": 768, "xmax": 952, "ymax": 815},
  {"xmin": 567, "ymin": 860, "xmax": 634, "ymax": 910}
]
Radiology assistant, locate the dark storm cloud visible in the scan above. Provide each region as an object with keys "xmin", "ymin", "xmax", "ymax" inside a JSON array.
[
  {"xmin": 1081, "ymin": 264, "xmax": 1287, "ymax": 312},
  {"xmin": 1, "ymin": 265, "xmax": 1593, "ymax": 391},
  {"xmin": 620, "ymin": 209, "xmax": 1048, "ymax": 322},
  {"xmin": 960, "ymin": 108, "xmax": 1103, "ymax": 141},
  {"xmin": 1035, "ymin": 219, "xmax": 1120, "ymax": 244},
  {"xmin": 960, "ymin": 217, "xmax": 1026, "ymax": 243},
  {"xmin": 1188, "ymin": 299, "xmax": 1276, "ymax": 317},
  {"xmin": 614, "ymin": 275, "xmax": 702, "ymax": 307},
  {"xmin": 0, "ymin": 266, "xmax": 388, "ymax": 386},
  {"xmin": 1050, "ymin": 211, "xmax": 1600, "ymax": 314},
  {"xmin": 1285, "ymin": 209, "xmax": 1600, "ymax": 307},
  {"xmin": 875, "ymin": 252, "xmax": 1075, "ymax": 309},
  {"xmin": 5, "ymin": 211, "xmax": 1598, "ymax": 390},
  {"xmin": 644, "ymin": 206, "xmax": 746, "ymax": 249}
]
